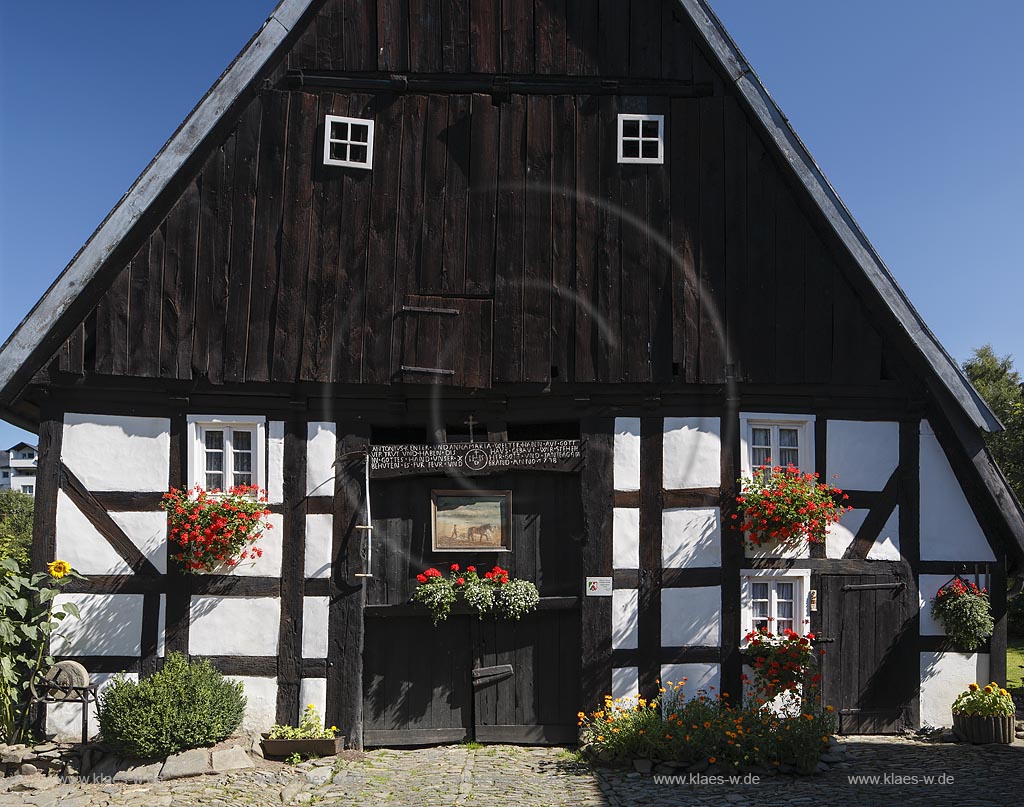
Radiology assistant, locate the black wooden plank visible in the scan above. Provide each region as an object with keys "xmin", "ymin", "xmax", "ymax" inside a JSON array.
[
  {"xmin": 492, "ymin": 95, "xmax": 527, "ymax": 383},
  {"xmin": 187, "ymin": 576, "xmax": 282, "ymax": 597},
  {"xmin": 417, "ymin": 95, "xmax": 450, "ymax": 294},
  {"xmin": 595, "ymin": 95, "xmax": 622, "ymax": 382},
  {"xmin": 629, "ymin": 0, "xmax": 662, "ymax": 78},
  {"xmin": 742, "ymin": 129, "xmax": 775, "ymax": 382},
  {"xmin": 465, "ymin": 94, "xmax": 499, "ymax": 296},
  {"xmin": 223, "ymin": 97, "xmax": 263, "ymax": 384},
  {"xmin": 501, "ymin": 0, "xmax": 534, "ymax": 74},
  {"xmin": 647, "ymin": 96, "xmax": 673, "ymax": 383},
  {"xmin": 638, "ymin": 417, "xmax": 663, "ymax": 700},
  {"xmin": 62, "ymin": 575, "xmax": 164, "ymax": 595},
  {"xmin": 276, "ymin": 416, "xmax": 308, "ymax": 724},
  {"xmin": 580, "ymin": 418, "xmax": 613, "ymax": 712},
  {"xmin": 773, "ymin": 184, "xmax": 806, "ymax": 384},
  {"xmin": 534, "ymin": 0, "xmax": 567, "ymax": 74},
  {"xmin": 524, "ymin": 93, "xmax": 553, "ymax": 383},
  {"xmin": 127, "ymin": 235, "xmax": 162, "ymax": 378},
  {"xmin": 199, "ymin": 656, "xmax": 278, "ymax": 677},
  {"xmin": 29, "ymin": 414, "xmax": 62, "ymax": 575},
  {"xmin": 440, "ymin": 94, "xmax": 471, "ymax": 295},
  {"xmin": 246, "ymin": 90, "xmax": 289, "ymax": 383},
  {"xmin": 409, "ymin": 0, "xmax": 442, "ymax": 72},
  {"xmin": 94, "ymin": 264, "xmax": 130, "ymax": 376},
  {"xmin": 469, "ymin": 0, "xmax": 499, "ymax": 73},
  {"xmin": 441, "ymin": 0, "xmax": 470, "ymax": 73},
  {"xmin": 140, "ymin": 590, "xmax": 161, "ymax": 678},
  {"xmin": 803, "ymin": 230, "xmax": 834, "ymax": 384},
  {"xmin": 315, "ymin": 0, "xmax": 343, "ymax": 70},
  {"xmin": 377, "ymin": 0, "xmax": 410, "ymax": 71},
  {"xmin": 565, "ymin": 0, "xmax": 598, "ymax": 76},
  {"xmin": 164, "ymin": 414, "xmax": 190, "ymax": 656},
  {"xmin": 272, "ymin": 92, "xmax": 317, "ymax": 383},
  {"xmin": 573, "ymin": 95, "xmax": 600, "ymax": 382},
  {"xmin": 343, "ymin": 0, "xmax": 378, "ymax": 71},
  {"xmin": 720, "ymin": 402, "xmax": 743, "ymax": 705},
  {"xmin": 597, "ymin": 0, "xmax": 629, "ymax": 75},
  {"xmin": 671, "ymin": 96, "xmax": 700, "ymax": 382},
  {"xmin": 661, "ymin": 0, "xmax": 693, "ymax": 81},
  {"xmin": 550, "ymin": 95, "xmax": 576, "ymax": 382},
  {"xmin": 618, "ymin": 101, "xmax": 651, "ymax": 384},
  {"xmin": 327, "ymin": 423, "xmax": 371, "ymax": 749},
  {"xmin": 159, "ymin": 184, "xmax": 199, "ymax": 380},
  {"xmin": 899, "ymin": 418, "xmax": 922, "ymax": 728},
  {"xmin": 697, "ymin": 97, "xmax": 725, "ymax": 383}
]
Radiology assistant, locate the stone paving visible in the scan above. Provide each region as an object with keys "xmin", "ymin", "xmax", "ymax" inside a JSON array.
[{"xmin": 0, "ymin": 737, "xmax": 1022, "ymax": 807}]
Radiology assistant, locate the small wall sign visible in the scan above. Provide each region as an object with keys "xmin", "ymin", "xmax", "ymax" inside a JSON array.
[{"xmin": 585, "ymin": 577, "xmax": 613, "ymax": 597}]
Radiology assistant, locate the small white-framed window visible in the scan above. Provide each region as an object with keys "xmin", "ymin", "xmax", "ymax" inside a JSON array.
[
  {"xmin": 323, "ymin": 115, "xmax": 374, "ymax": 169},
  {"xmin": 740, "ymin": 569, "xmax": 811, "ymax": 641},
  {"xmin": 22, "ymin": 485, "xmax": 34, "ymax": 495},
  {"xmin": 617, "ymin": 114, "xmax": 664, "ymax": 164},
  {"xmin": 186, "ymin": 416, "xmax": 266, "ymax": 493},
  {"xmin": 739, "ymin": 413, "xmax": 815, "ymax": 479}
]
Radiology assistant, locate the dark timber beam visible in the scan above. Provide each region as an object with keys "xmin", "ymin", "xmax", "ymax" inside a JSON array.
[{"xmin": 327, "ymin": 422, "xmax": 371, "ymax": 750}]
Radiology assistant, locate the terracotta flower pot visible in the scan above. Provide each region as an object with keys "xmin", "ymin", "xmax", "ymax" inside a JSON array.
[
  {"xmin": 952, "ymin": 713, "xmax": 1015, "ymax": 744},
  {"xmin": 260, "ymin": 735, "xmax": 345, "ymax": 758}
]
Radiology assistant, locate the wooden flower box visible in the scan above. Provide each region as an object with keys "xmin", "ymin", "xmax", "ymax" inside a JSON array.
[
  {"xmin": 952, "ymin": 713, "xmax": 1015, "ymax": 744},
  {"xmin": 260, "ymin": 735, "xmax": 345, "ymax": 758}
]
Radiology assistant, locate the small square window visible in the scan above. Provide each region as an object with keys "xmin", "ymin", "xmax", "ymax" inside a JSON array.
[
  {"xmin": 741, "ymin": 570, "xmax": 810, "ymax": 640},
  {"xmin": 740, "ymin": 413, "xmax": 815, "ymax": 479},
  {"xmin": 617, "ymin": 114, "xmax": 664, "ymax": 165},
  {"xmin": 323, "ymin": 115, "xmax": 375, "ymax": 170},
  {"xmin": 187, "ymin": 416, "xmax": 267, "ymax": 493}
]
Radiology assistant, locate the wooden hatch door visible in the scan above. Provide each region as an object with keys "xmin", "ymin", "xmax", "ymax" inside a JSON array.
[
  {"xmin": 470, "ymin": 601, "xmax": 581, "ymax": 744},
  {"xmin": 819, "ymin": 574, "xmax": 915, "ymax": 734},
  {"xmin": 398, "ymin": 295, "xmax": 493, "ymax": 387}
]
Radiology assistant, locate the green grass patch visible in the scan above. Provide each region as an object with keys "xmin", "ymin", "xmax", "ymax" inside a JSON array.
[
  {"xmin": 461, "ymin": 740, "xmax": 484, "ymax": 750},
  {"xmin": 1007, "ymin": 635, "xmax": 1024, "ymax": 694}
]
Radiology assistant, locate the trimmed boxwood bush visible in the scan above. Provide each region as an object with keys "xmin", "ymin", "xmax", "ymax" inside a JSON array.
[{"xmin": 97, "ymin": 652, "xmax": 246, "ymax": 758}]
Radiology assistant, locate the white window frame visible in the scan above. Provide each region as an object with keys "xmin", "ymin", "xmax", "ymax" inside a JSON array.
[
  {"xmin": 740, "ymin": 568, "xmax": 811, "ymax": 643},
  {"xmin": 738, "ymin": 412, "xmax": 815, "ymax": 478},
  {"xmin": 617, "ymin": 114, "xmax": 664, "ymax": 164},
  {"xmin": 186, "ymin": 415, "xmax": 267, "ymax": 493},
  {"xmin": 323, "ymin": 115, "xmax": 375, "ymax": 170}
]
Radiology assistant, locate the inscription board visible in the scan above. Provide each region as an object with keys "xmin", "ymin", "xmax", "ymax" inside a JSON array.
[{"xmin": 370, "ymin": 440, "xmax": 582, "ymax": 477}]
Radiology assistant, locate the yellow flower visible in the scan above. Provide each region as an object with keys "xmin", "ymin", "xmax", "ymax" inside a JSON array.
[
  {"xmin": 307, "ymin": 703, "xmax": 316, "ymax": 709},
  {"xmin": 968, "ymin": 683, "xmax": 979, "ymax": 692},
  {"xmin": 708, "ymin": 756, "xmax": 716, "ymax": 764},
  {"xmin": 983, "ymin": 685, "xmax": 993, "ymax": 694},
  {"xmin": 999, "ymin": 688, "xmax": 1009, "ymax": 697},
  {"xmin": 825, "ymin": 705, "xmax": 834, "ymax": 713},
  {"xmin": 47, "ymin": 560, "xmax": 71, "ymax": 579}
]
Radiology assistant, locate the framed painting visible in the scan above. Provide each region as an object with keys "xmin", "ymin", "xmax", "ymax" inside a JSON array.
[{"xmin": 431, "ymin": 490, "xmax": 512, "ymax": 552}]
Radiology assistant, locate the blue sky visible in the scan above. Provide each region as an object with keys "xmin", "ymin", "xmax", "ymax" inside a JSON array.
[{"xmin": 1, "ymin": 1, "xmax": 1021, "ymax": 449}]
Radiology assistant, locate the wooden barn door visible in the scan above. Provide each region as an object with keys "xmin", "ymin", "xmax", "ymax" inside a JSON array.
[
  {"xmin": 819, "ymin": 574, "xmax": 915, "ymax": 734},
  {"xmin": 362, "ymin": 473, "xmax": 583, "ymax": 746}
]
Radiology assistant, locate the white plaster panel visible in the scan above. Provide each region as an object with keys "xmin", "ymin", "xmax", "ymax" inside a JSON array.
[
  {"xmin": 660, "ymin": 663, "xmax": 721, "ymax": 701},
  {"xmin": 661, "ymin": 587, "xmax": 721, "ymax": 647},
  {"xmin": 55, "ymin": 490, "xmax": 131, "ymax": 575},
  {"xmin": 189, "ymin": 596, "xmax": 280, "ymax": 656},
  {"xmin": 825, "ymin": 508, "xmax": 868, "ymax": 559},
  {"xmin": 157, "ymin": 594, "xmax": 166, "ymax": 657},
  {"xmin": 920, "ymin": 421, "xmax": 995, "ymax": 561},
  {"xmin": 866, "ymin": 507, "xmax": 901, "ymax": 561},
  {"xmin": 662, "ymin": 507, "xmax": 721, "ymax": 568},
  {"xmin": 826, "ymin": 420, "xmax": 899, "ymax": 491},
  {"xmin": 62, "ymin": 413, "xmax": 170, "ymax": 492},
  {"xmin": 109, "ymin": 511, "xmax": 168, "ymax": 574},
  {"xmin": 614, "ymin": 418, "xmax": 641, "ymax": 491},
  {"xmin": 267, "ymin": 421, "xmax": 285, "ymax": 504},
  {"xmin": 204, "ymin": 513, "xmax": 283, "ymax": 577},
  {"xmin": 225, "ymin": 676, "xmax": 278, "ymax": 732},
  {"xmin": 47, "ymin": 672, "xmax": 136, "ymax": 742},
  {"xmin": 302, "ymin": 596, "xmax": 330, "ymax": 658},
  {"xmin": 305, "ymin": 514, "xmax": 334, "ymax": 578},
  {"xmin": 307, "ymin": 422, "xmax": 337, "ymax": 497},
  {"xmin": 613, "ymin": 507, "xmax": 640, "ymax": 569},
  {"xmin": 52, "ymin": 593, "xmax": 143, "ymax": 656},
  {"xmin": 611, "ymin": 666, "xmax": 639, "ymax": 700},
  {"xmin": 300, "ymin": 678, "xmax": 328, "ymax": 721},
  {"xmin": 745, "ymin": 534, "xmax": 810, "ymax": 560},
  {"xmin": 919, "ymin": 652, "xmax": 989, "ymax": 728},
  {"xmin": 611, "ymin": 589, "xmax": 639, "ymax": 650},
  {"xmin": 663, "ymin": 417, "xmax": 721, "ymax": 489}
]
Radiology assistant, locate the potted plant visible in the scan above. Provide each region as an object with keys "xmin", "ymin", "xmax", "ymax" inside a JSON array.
[
  {"xmin": 732, "ymin": 464, "xmax": 852, "ymax": 550},
  {"xmin": 743, "ymin": 627, "xmax": 815, "ymax": 697},
  {"xmin": 951, "ymin": 682, "xmax": 1015, "ymax": 744},
  {"xmin": 930, "ymin": 577, "xmax": 994, "ymax": 651},
  {"xmin": 411, "ymin": 564, "xmax": 540, "ymax": 625},
  {"xmin": 262, "ymin": 704, "xmax": 344, "ymax": 758},
  {"xmin": 161, "ymin": 484, "xmax": 271, "ymax": 573}
]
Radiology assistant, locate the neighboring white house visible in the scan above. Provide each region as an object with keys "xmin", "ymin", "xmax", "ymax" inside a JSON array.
[{"xmin": 0, "ymin": 442, "xmax": 38, "ymax": 495}]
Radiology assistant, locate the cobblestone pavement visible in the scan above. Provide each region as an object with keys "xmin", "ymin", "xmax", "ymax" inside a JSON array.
[{"xmin": 1, "ymin": 738, "xmax": 1022, "ymax": 807}]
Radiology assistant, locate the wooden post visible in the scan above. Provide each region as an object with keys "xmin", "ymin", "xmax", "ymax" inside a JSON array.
[
  {"xmin": 276, "ymin": 415, "xmax": 308, "ymax": 723},
  {"xmin": 326, "ymin": 423, "xmax": 371, "ymax": 749},
  {"xmin": 164, "ymin": 414, "xmax": 191, "ymax": 657},
  {"xmin": 580, "ymin": 417, "xmax": 613, "ymax": 711},
  {"xmin": 638, "ymin": 417, "xmax": 663, "ymax": 700},
  {"xmin": 899, "ymin": 418, "xmax": 922, "ymax": 729},
  {"xmin": 720, "ymin": 405, "xmax": 743, "ymax": 704}
]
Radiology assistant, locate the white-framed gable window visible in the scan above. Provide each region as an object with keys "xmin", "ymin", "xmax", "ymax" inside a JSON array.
[
  {"xmin": 323, "ymin": 115, "xmax": 374, "ymax": 169},
  {"xmin": 740, "ymin": 568, "xmax": 811, "ymax": 640},
  {"xmin": 617, "ymin": 114, "xmax": 664, "ymax": 164},
  {"xmin": 186, "ymin": 416, "xmax": 266, "ymax": 493},
  {"xmin": 739, "ymin": 413, "xmax": 815, "ymax": 478}
]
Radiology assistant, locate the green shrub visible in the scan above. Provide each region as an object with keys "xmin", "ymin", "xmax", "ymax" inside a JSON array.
[
  {"xmin": 1008, "ymin": 590, "xmax": 1024, "ymax": 637},
  {"xmin": 98, "ymin": 653, "xmax": 246, "ymax": 758}
]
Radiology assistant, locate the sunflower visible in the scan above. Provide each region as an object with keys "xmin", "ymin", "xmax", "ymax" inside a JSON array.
[{"xmin": 47, "ymin": 560, "xmax": 72, "ymax": 579}]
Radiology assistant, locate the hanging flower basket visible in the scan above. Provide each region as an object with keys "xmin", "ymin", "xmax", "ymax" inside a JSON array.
[
  {"xmin": 161, "ymin": 485, "xmax": 271, "ymax": 573},
  {"xmin": 930, "ymin": 577, "xmax": 993, "ymax": 651},
  {"xmin": 732, "ymin": 465, "xmax": 851, "ymax": 550},
  {"xmin": 412, "ymin": 564, "xmax": 540, "ymax": 625},
  {"xmin": 951, "ymin": 682, "xmax": 1015, "ymax": 743},
  {"xmin": 743, "ymin": 627, "xmax": 817, "ymax": 697}
]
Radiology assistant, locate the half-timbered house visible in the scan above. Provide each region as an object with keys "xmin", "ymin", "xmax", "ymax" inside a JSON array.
[{"xmin": 2, "ymin": 0, "xmax": 1022, "ymax": 746}]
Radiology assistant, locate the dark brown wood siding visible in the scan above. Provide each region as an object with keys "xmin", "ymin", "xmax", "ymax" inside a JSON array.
[{"xmin": 53, "ymin": 0, "xmax": 908, "ymax": 394}]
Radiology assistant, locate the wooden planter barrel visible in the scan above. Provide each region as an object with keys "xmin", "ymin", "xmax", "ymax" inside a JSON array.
[
  {"xmin": 952, "ymin": 713, "xmax": 1015, "ymax": 744},
  {"xmin": 261, "ymin": 735, "xmax": 345, "ymax": 758}
]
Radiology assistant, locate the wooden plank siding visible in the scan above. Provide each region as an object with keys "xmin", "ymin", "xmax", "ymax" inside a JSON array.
[{"xmin": 55, "ymin": 0, "xmax": 906, "ymax": 399}]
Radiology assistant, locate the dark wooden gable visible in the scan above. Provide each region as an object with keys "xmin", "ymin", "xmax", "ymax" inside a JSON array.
[{"xmin": 52, "ymin": 0, "xmax": 911, "ymax": 394}]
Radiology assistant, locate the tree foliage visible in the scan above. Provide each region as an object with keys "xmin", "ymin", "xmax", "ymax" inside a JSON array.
[
  {"xmin": 0, "ymin": 491, "xmax": 33, "ymax": 568},
  {"xmin": 963, "ymin": 345, "xmax": 1024, "ymax": 504}
]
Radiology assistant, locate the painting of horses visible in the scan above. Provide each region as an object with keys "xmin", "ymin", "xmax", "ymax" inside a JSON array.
[{"xmin": 431, "ymin": 490, "xmax": 512, "ymax": 552}]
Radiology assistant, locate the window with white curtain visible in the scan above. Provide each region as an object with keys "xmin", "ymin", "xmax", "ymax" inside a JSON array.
[
  {"xmin": 739, "ymin": 413, "xmax": 815, "ymax": 478},
  {"xmin": 741, "ymin": 569, "xmax": 810, "ymax": 639},
  {"xmin": 187, "ymin": 416, "xmax": 266, "ymax": 492}
]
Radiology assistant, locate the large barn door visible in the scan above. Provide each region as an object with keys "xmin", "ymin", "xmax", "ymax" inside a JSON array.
[{"xmin": 819, "ymin": 574, "xmax": 914, "ymax": 734}]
